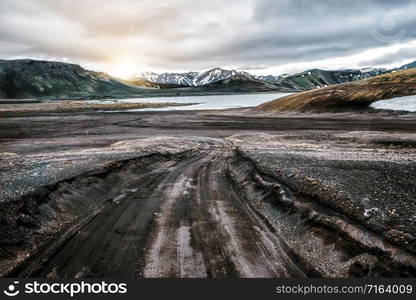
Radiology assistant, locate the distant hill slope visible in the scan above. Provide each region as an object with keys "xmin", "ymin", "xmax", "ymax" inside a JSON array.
[
  {"xmin": 0, "ymin": 59, "xmax": 147, "ymax": 99},
  {"xmin": 257, "ymin": 69, "xmax": 416, "ymax": 112},
  {"xmin": 275, "ymin": 68, "xmax": 388, "ymax": 91},
  {"xmin": 193, "ymin": 74, "xmax": 288, "ymax": 92},
  {"xmin": 400, "ymin": 61, "xmax": 416, "ymax": 70}
]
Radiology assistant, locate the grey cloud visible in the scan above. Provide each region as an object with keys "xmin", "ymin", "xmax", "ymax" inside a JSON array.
[
  {"xmin": 0, "ymin": 0, "xmax": 415, "ymax": 74},
  {"xmin": 359, "ymin": 43, "xmax": 416, "ymax": 67}
]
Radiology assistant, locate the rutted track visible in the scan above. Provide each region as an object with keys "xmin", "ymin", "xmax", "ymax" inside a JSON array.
[
  {"xmin": 5, "ymin": 139, "xmax": 311, "ymax": 277},
  {"xmin": 2, "ymin": 109, "xmax": 416, "ymax": 278}
]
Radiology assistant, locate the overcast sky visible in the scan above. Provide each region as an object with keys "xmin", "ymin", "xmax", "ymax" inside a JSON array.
[{"xmin": 0, "ymin": 0, "xmax": 415, "ymax": 77}]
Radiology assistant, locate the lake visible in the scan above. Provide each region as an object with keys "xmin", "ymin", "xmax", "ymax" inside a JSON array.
[{"xmin": 89, "ymin": 92, "xmax": 290, "ymax": 111}]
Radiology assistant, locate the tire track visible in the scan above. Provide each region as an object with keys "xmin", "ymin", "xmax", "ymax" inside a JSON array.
[{"xmin": 13, "ymin": 138, "xmax": 310, "ymax": 277}]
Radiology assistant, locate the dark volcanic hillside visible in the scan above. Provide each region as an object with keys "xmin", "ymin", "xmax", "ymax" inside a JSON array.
[{"xmin": 0, "ymin": 59, "xmax": 147, "ymax": 99}]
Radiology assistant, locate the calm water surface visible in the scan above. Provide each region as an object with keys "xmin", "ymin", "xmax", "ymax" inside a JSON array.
[{"xmin": 89, "ymin": 93, "xmax": 290, "ymax": 111}]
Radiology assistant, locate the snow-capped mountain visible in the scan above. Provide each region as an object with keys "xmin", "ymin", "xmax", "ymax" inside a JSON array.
[
  {"xmin": 134, "ymin": 68, "xmax": 259, "ymax": 87},
  {"xmin": 135, "ymin": 67, "xmax": 391, "ymax": 88},
  {"xmin": 193, "ymin": 68, "xmax": 241, "ymax": 86},
  {"xmin": 135, "ymin": 71, "xmax": 198, "ymax": 86},
  {"xmin": 253, "ymin": 74, "xmax": 282, "ymax": 83},
  {"xmin": 132, "ymin": 61, "xmax": 416, "ymax": 91}
]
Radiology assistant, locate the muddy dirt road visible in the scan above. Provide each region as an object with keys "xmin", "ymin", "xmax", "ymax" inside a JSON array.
[
  {"xmin": 1, "ymin": 109, "xmax": 416, "ymax": 277},
  {"xmin": 10, "ymin": 138, "xmax": 307, "ymax": 277}
]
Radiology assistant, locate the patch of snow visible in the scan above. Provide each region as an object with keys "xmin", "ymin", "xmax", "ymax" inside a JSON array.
[{"xmin": 371, "ymin": 95, "xmax": 416, "ymax": 112}]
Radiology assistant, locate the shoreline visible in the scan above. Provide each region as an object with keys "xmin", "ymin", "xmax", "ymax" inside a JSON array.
[{"xmin": 0, "ymin": 100, "xmax": 200, "ymax": 117}]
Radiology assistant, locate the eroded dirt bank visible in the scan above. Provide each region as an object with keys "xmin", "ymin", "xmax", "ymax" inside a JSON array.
[{"xmin": 1, "ymin": 109, "xmax": 416, "ymax": 277}]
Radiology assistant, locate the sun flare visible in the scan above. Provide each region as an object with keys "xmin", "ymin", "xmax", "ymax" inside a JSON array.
[{"xmin": 109, "ymin": 59, "xmax": 138, "ymax": 79}]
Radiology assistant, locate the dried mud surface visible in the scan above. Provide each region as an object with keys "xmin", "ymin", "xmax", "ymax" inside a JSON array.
[{"xmin": 1, "ymin": 108, "xmax": 415, "ymax": 277}]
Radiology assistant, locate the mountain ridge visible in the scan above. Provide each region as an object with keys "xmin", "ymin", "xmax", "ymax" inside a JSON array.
[
  {"xmin": 133, "ymin": 63, "xmax": 413, "ymax": 91},
  {"xmin": 1, "ymin": 58, "xmax": 415, "ymax": 100}
]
